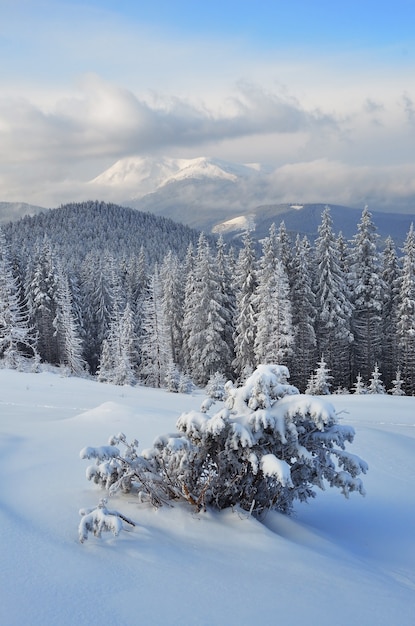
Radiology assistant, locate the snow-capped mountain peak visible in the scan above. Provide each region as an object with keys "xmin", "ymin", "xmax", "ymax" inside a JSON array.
[{"xmin": 89, "ymin": 155, "xmax": 262, "ymax": 197}]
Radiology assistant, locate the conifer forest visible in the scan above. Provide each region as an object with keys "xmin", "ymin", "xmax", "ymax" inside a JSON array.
[{"xmin": 1, "ymin": 201, "xmax": 414, "ymax": 395}]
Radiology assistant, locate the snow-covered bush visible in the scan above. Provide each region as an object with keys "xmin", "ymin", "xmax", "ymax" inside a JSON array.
[
  {"xmin": 78, "ymin": 498, "xmax": 135, "ymax": 542},
  {"xmin": 81, "ymin": 364, "xmax": 368, "ymax": 526}
]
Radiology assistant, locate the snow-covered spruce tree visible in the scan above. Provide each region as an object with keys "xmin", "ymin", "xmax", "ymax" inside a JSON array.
[
  {"xmin": 305, "ymin": 356, "xmax": 333, "ymax": 395},
  {"xmin": 139, "ymin": 267, "xmax": 172, "ymax": 388},
  {"xmin": 82, "ymin": 364, "xmax": 367, "ymax": 522},
  {"xmin": 314, "ymin": 207, "xmax": 353, "ymax": 389},
  {"xmin": 53, "ymin": 262, "xmax": 86, "ymax": 376},
  {"xmin": 182, "ymin": 233, "xmax": 232, "ymax": 385},
  {"xmin": 80, "ymin": 251, "xmax": 114, "ymax": 373},
  {"xmin": 381, "ymin": 237, "xmax": 401, "ymax": 388},
  {"xmin": 396, "ymin": 223, "xmax": 415, "ymax": 395},
  {"xmin": 254, "ymin": 224, "xmax": 294, "ymax": 368},
  {"xmin": 350, "ymin": 206, "xmax": 385, "ymax": 381},
  {"xmin": 25, "ymin": 237, "xmax": 60, "ymax": 364},
  {"xmin": 205, "ymin": 371, "xmax": 227, "ymax": 401},
  {"xmin": 232, "ymin": 230, "xmax": 258, "ymax": 380},
  {"xmin": 290, "ymin": 235, "xmax": 317, "ymax": 390},
  {"xmin": 97, "ymin": 303, "xmax": 138, "ymax": 386},
  {"xmin": 160, "ymin": 250, "xmax": 184, "ymax": 370},
  {"xmin": 367, "ymin": 363, "xmax": 386, "ymax": 394},
  {"xmin": 389, "ymin": 369, "xmax": 405, "ymax": 396},
  {"xmin": 352, "ymin": 373, "xmax": 367, "ymax": 395},
  {"xmin": 0, "ymin": 228, "xmax": 38, "ymax": 368}
]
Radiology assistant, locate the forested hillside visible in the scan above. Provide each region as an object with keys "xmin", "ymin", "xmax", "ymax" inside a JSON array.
[{"xmin": 1, "ymin": 201, "xmax": 414, "ymax": 394}]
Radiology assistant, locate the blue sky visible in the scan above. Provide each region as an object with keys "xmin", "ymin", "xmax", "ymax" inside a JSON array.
[{"xmin": 1, "ymin": 0, "xmax": 415, "ymax": 210}]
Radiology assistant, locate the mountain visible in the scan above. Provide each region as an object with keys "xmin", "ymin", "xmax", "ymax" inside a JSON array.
[
  {"xmin": 213, "ymin": 203, "xmax": 415, "ymax": 246},
  {"xmin": 89, "ymin": 156, "xmax": 415, "ymax": 244},
  {"xmin": 2, "ymin": 156, "xmax": 414, "ymax": 246},
  {"xmin": 0, "ymin": 201, "xmax": 46, "ymax": 224},
  {"xmin": 89, "ymin": 155, "xmax": 272, "ymax": 230}
]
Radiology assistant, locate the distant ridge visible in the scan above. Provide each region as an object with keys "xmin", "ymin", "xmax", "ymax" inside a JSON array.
[
  {"xmin": 2, "ymin": 155, "xmax": 414, "ymax": 246},
  {"xmin": 0, "ymin": 201, "xmax": 46, "ymax": 224}
]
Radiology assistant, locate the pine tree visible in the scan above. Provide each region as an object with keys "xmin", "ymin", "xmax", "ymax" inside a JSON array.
[
  {"xmin": 352, "ymin": 373, "xmax": 367, "ymax": 395},
  {"xmin": 98, "ymin": 302, "xmax": 139, "ymax": 386},
  {"xmin": 139, "ymin": 268, "xmax": 172, "ymax": 388},
  {"xmin": 290, "ymin": 235, "xmax": 317, "ymax": 390},
  {"xmin": 254, "ymin": 224, "xmax": 294, "ymax": 367},
  {"xmin": 306, "ymin": 356, "xmax": 333, "ymax": 395},
  {"xmin": 53, "ymin": 262, "xmax": 86, "ymax": 376},
  {"xmin": 367, "ymin": 363, "xmax": 386, "ymax": 394},
  {"xmin": 381, "ymin": 237, "xmax": 401, "ymax": 387},
  {"xmin": 276, "ymin": 221, "xmax": 294, "ymax": 288},
  {"xmin": 205, "ymin": 371, "xmax": 227, "ymax": 401},
  {"xmin": 182, "ymin": 234, "xmax": 232, "ymax": 385},
  {"xmin": 314, "ymin": 207, "xmax": 353, "ymax": 388},
  {"xmin": 389, "ymin": 369, "xmax": 405, "ymax": 396},
  {"xmin": 215, "ymin": 235, "xmax": 236, "ymax": 378},
  {"xmin": 25, "ymin": 237, "xmax": 60, "ymax": 364},
  {"xmin": 232, "ymin": 231, "xmax": 257, "ymax": 380},
  {"xmin": 350, "ymin": 206, "xmax": 385, "ymax": 381},
  {"xmin": 160, "ymin": 250, "xmax": 184, "ymax": 370},
  {"xmin": 0, "ymin": 228, "xmax": 38, "ymax": 368},
  {"xmin": 396, "ymin": 223, "xmax": 415, "ymax": 394},
  {"xmin": 81, "ymin": 251, "xmax": 114, "ymax": 373}
]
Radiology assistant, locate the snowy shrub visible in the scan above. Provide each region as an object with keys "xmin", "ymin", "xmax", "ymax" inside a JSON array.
[
  {"xmin": 78, "ymin": 498, "xmax": 135, "ymax": 542},
  {"xmin": 81, "ymin": 364, "xmax": 368, "ymax": 526}
]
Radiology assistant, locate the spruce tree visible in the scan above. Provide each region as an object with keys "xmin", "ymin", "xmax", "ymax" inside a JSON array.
[
  {"xmin": 290, "ymin": 235, "xmax": 317, "ymax": 390},
  {"xmin": 254, "ymin": 224, "xmax": 294, "ymax": 367},
  {"xmin": 314, "ymin": 207, "xmax": 353, "ymax": 388},
  {"xmin": 350, "ymin": 207, "xmax": 384, "ymax": 381},
  {"xmin": 139, "ymin": 268, "xmax": 172, "ymax": 388},
  {"xmin": 53, "ymin": 262, "xmax": 86, "ymax": 376},
  {"xmin": 182, "ymin": 234, "xmax": 232, "ymax": 385},
  {"xmin": 0, "ymin": 228, "xmax": 38, "ymax": 368},
  {"xmin": 381, "ymin": 237, "xmax": 401, "ymax": 387},
  {"xmin": 396, "ymin": 224, "xmax": 415, "ymax": 394},
  {"xmin": 232, "ymin": 231, "xmax": 257, "ymax": 380}
]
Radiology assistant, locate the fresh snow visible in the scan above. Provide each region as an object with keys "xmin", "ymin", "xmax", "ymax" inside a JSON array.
[
  {"xmin": 212, "ymin": 214, "xmax": 256, "ymax": 234},
  {"xmin": 1, "ymin": 368, "xmax": 415, "ymax": 625}
]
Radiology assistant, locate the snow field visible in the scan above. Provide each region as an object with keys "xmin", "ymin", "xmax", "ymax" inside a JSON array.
[{"xmin": 1, "ymin": 369, "xmax": 414, "ymax": 625}]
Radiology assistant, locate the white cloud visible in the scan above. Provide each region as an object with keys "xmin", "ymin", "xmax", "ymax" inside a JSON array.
[{"xmin": 1, "ymin": 2, "xmax": 415, "ymax": 211}]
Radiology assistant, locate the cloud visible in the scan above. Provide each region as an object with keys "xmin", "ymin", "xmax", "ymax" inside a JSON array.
[
  {"xmin": 267, "ymin": 159, "xmax": 415, "ymax": 212},
  {"xmin": 0, "ymin": 75, "xmax": 336, "ymax": 167}
]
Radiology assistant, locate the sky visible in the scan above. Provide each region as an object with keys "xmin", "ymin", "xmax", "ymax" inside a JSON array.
[{"xmin": 1, "ymin": 0, "xmax": 415, "ymax": 211}]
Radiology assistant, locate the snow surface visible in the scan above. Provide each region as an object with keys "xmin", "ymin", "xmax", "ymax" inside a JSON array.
[
  {"xmin": 1, "ymin": 368, "xmax": 415, "ymax": 625},
  {"xmin": 212, "ymin": 214, "xmax": 256, "ymax": 234}
]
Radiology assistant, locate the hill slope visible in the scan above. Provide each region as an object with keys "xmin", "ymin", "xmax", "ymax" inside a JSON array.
[{"xmin": 5, "ymin": 200, "xmax": 204, "ymax": 267}]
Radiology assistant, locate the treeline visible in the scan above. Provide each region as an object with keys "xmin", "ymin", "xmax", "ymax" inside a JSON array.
[{"xmin": 1, "ymin": 201, "xmax": 414, "ymax": 394}]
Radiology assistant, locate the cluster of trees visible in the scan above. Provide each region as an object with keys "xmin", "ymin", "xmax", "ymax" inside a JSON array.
[{"xmin": 1, "ymin": 202, "xmax": 415, "ymax": 394}]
